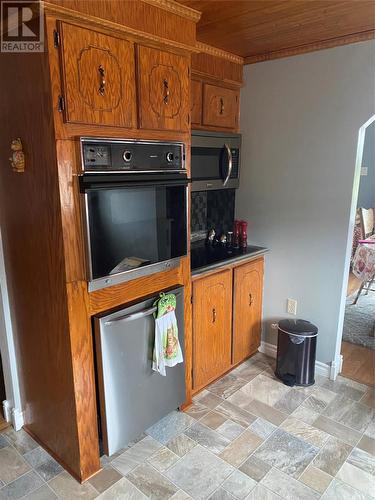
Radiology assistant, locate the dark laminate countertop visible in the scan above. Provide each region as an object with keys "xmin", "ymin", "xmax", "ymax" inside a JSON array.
[{"xmin": 191, "ymin": 240, "xmax": 269, "ymax": 276}]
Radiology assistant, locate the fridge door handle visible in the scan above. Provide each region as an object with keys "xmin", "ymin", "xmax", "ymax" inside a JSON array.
[{"xmin": 104, "ymin": 306, "xmax": 157, "ymax": 325}]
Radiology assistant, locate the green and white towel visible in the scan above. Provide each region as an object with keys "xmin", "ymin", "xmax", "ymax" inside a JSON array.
[{"xmin": 152, "ymin": 293, "xmax": 183, "ymax": 376}]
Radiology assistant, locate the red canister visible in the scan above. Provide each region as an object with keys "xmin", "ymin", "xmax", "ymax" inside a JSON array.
[
  {"xmin": 234, "ymin": 220, "xmax": 241, "ymax": 248},
  {"xmin": 240, "ymin": 220, "xmax": 248, "ymax": 248}
]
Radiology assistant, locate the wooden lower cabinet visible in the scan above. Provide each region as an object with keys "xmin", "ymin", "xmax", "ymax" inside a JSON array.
[
  {"xmin": 192, "ymin": 269, "xmax": 232, "ymax": 391},
  {"xmin": 233, "ymin": 259, "xmax": 264, "ymax": 365},
  {"xmin": 192, "ymin": 258, "xmax": 264, "ymax": 392}
]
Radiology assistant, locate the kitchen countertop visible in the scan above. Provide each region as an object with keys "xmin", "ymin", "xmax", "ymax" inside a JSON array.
[{"xmin": 191, "ymin": 240, "xmax": 269, "ymax": 276}]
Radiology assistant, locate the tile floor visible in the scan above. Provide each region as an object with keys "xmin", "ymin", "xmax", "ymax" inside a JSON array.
[{"xmin": 0, "ymin": 353, "xmax": 374, "ymax": 499}]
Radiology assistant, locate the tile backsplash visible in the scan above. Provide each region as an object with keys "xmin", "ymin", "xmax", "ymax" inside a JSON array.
[{"xmin": 191, "ymin": 189, "xmax": 235, "ymax": 238}]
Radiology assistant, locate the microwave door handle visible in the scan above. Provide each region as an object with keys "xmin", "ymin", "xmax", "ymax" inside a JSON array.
[{"xmin": 223, "ymin": 143, "xmax": 233, "ymax": 187}]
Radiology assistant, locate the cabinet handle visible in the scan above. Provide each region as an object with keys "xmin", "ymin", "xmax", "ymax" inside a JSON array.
[
  {"xmin": 98, "ymin": 65, "xmax": 106, "ymax": 96},
  {"xmin": 212, "ymin": 308, "xmax": 216, "ymax": 323},
  {"xmin": 163, "ymin": 79, "xmax": 170, "ymax": 104},
  {"xmin": 249, "ymin": 293, "xmax": 253, "ymax": 306},
  {"xmin": 219, "ymin": 97, "xmax": 224, "ymax": 115}
]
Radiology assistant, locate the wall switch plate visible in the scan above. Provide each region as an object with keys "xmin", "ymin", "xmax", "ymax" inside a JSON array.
[
  {"xmin": 287, "ymin": 298, "xmax": 297, "ymax": 315},
  {"xmin": 361, "ymin": 166, "xmax": 368, "ymax": 176}
]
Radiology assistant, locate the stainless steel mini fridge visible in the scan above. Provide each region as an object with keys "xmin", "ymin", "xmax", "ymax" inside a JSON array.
[{"xmin": 94, "ymin": 286, "xmax": 185, "ymax": 456}]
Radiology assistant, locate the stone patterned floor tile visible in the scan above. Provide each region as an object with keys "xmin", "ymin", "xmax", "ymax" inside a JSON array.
[
  {"xmin": 322, "ymin": 378, "xmax": 367, "ymax": 401},
  {"xmin": 126, "ymin": 462, "xmax": 178, "ymax": 499},
  {"xmin": 313, "ymin": 415, "xmax": 362, "ymax": 446},
  {"xmin": 302, "ymin": 387, "xmax": 337, "ymax": 413},
  {"xmin": 0, "ymin": 447, "xmax": 31, "ymax": 484},
  {"xmin": 165, "ymin": 445, "xmax": 234, "ymax": 500},
  {"xmin": 292, "ymin": 405, "xmax": 320, "ymax": 425},
  {"xmin": 23, "ymin": 447, "xmax": 51, "ymax": 468},
  {"xmin": 216, "ymin": 420, "xmax": 245, "ymax": 441},
  {"xmin": 97, "ymin": 477, "xmax": 147, "ymax": 499},
  {"xmin": 184, "ymin": 422, "xmax": 230, "ymax": 454},
  {"xmin": 48, "ymin": 471, "xmax": 98, "ymax": 499},
  {"xmin": 35, "ymin": 457, "xmax": 63, "ymax": 482},
  {"xmin": 239, "ymin": 455, "xmax": 271, "ymax": 482},
  {"xmin": 347, "ymin": 447, "xmax": 375, "ymax": 474},
  {"xmin": 215, "ymin": 401, "xmax": 256, "ymax": 428},
  {"xmin": 184, "ymin": 403, "xmax": 211, "ymax": 420},
  {"xmin": 273, "ymin": 388, "xmax": 307, "ymax": 414},
  {"xmin": 88, "ymin": 465, "xmax": 123, "ymax": 494},
  {"xmin": 280, "ymin": 416, "xmax": 330, "ymax": 447},
  {"xmin": 22, "ymin": 484, "xmax": 58, "ymax": 499},
  {"xmin": 219, "ymin": 430, "xmax": 263, "ymax": 467},
  {"xmin": 312, "ymin": 436, "xmax": 352, "ymax": 476},
  {"xmin": 365, "ymin": 419, "xmax": 375, "ymax": 439},
  {"xmin": 253, "ymin": 428, "xmax": 318, "ymax": 478},
  {"xmin": 222, "ymin": 470, "xmax": 256, "ymax": 499},
  {"xmin": 231, "ymin": 360, "xmax": 267, "ymax": 382},
  {"xmin": 238, "ymin": 374, "xmax": 290, "ymax": 407},
  {"xmin": 147, "ymin": 447, "xmax": 179, "ymax": 472},
  {"xmin": 207, "ymin": 374, "xmax": 248, "ymax": 400},
  {"xmin": 320, "ymin": 478, "xmax": 373, "ymax": 500},
  {"xmin": 199, "ymin": 411, "xmax": 228, "ymax": 430},
  {"xmin": 170, "ymin": 490, "xmax": 192, "ymax": 500},
  {"xmin": 0, "ymin": 436, "xmax": 8, "ymax": 450},
  {"xmin": 248, "ymin": 418, "xmax": 276, "ymax": 440},
  {"xmin": 260, "ymin": 467, "xmax": 319, "ymax": 500},
  {"xmin": 208, "ymin": 488, "xmax": 235, "ymax": 500},
  {"xmin": 194, "ymin": 390, "xmax": 223, "ymax": 409},
  {"xmin": 0, "ymin": 471, "xmax": 44, "ymax": 499},
  {"xmin": 112, "ymin": 436, "xmax": 163, "ymax": 475},
  {"xmin": 166, "ymin": 434, "xmax": 196, "ymax": 457},
  {"xmin": 339, "ymin": 402, "xmax": 374, "ymax": 433},
  {"xmin": 357, "ymin": 435, "xmax": 375, "ymax": 456},
  {"xmin": 228, "ymin": 397, "xmax": 286, "ymax": 426},
  {"xmin": 336, "ymin": 462, "xmax": 375, "ymax": 498},
  {"xmin": 298, "ymin": 465, "xmax": 333, "ymax": 494},
  {"xmin": 244, "ymin": 483, "xmax": 282, "ymax": 500},
  {"xmin": 146, "ymin": 411, "xmax": 195, "ymax": 445},
  {"xmin": 360, "ymin": 389, "xmax": 375, "ymax": 409},
  {"xmin": 2, "ymin": 429, "xmax": 38, "ymax": 455}
]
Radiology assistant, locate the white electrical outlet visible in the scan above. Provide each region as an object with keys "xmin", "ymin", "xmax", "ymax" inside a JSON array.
[
  {"xmin": 271, "ymin": 323, "xmax": 279, "ymax": 330},
  {"xmin": 287, "ymin": 298, "xmax": 297, "ymax": 315}
]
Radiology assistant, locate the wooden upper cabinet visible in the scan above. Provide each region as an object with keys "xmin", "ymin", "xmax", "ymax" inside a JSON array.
[
  {"xmin": 191, "ymin": 79, "xmax": 202, "ymax": 125},
  {"xmin": 137, "ymin": 45, "xmax": 190, "ymax": 132},
  {"xmin": 58, "ymin": 22, "xmax": 136, "ymax": 128},
  {"xmin": 193, "ymin": 270, "xmax": 232, "ymax": 390},
  {"xmin": 203, "ymin": 83, "xmax": 239, "ymax": 130},
  {"xmin": 233, "ymin": 259, "xmax": 264, "ymax": 365}
]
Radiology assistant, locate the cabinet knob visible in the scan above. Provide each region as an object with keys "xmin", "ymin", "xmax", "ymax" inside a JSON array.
[
  {"xmin": 212, "ymin": 308, "xmax": 216, "ymax": 323},
  {"xmin": 249, "ymin": 293, "xmax": 253, "ymax": 306}
]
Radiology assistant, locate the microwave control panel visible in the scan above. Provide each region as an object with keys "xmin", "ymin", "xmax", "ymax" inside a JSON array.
[{"xmin": 81, "ymin": 139, "xmax": 185, "ymax": 173}]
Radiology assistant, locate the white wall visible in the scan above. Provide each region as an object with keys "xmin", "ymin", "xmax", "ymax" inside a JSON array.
[{"xmin": 237, "ymin": 41, "xmax": 375, "ymax": 365}]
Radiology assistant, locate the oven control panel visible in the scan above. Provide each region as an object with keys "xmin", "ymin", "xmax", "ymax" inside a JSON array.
[{"xmin": 81, "ymin": 139, "xmax": 185, "ymax": 173}]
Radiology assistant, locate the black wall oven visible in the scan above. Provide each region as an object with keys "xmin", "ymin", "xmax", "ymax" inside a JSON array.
[
  {"xmin": 80, "ymin": 138, "xmax": 188, "ymax": 291},
  {"xmin": 191, "ymin": 131, "xmax": 241, "ymax": 191}
]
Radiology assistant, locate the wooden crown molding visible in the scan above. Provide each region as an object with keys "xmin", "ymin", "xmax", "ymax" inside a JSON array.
[
  {"xmin": 43, "ymin": 1, "xmax": 199, "ymax": 53},
  {"xmin": 141, "ymin": 0, "xmax": 201, "ymax": 22},
  {"xmin": 245, "ymin": 30, "xmax": 375, "ymax": 64},
  {"xmin": 196, "ymin": 42, "xmax": 244, "ymax": 65}
]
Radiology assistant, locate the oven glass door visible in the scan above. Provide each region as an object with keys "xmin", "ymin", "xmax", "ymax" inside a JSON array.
[{"xmin": 85, "ymin": 183, "xmax": 187, "ymax": 281}]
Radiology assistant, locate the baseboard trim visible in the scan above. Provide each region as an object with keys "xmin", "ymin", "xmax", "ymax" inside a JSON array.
[
  {"xmin": 2, "ymin": 400, "xmax": 24, "ymax": 431},
  {"xmin": 259, "ymin": 341, "xmax": 338, "ymax": 380}
]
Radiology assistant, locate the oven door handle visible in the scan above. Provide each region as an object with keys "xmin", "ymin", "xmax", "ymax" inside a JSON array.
[
  {"xmin": 223, "ymin": 143, "xmax": 233, "ymax": 187},
  {"xmin": 80, "ymin": 176, "xmax": 190, "ymax": 191}
]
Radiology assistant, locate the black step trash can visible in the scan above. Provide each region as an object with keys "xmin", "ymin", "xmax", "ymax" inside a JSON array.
[{"xmin": 275, "ymin": 319, "xmax": 318, "ymax": 387}]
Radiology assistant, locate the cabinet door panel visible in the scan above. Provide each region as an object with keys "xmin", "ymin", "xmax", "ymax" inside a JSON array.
[
  {"xmin": 59, "ymin": 22, "xmax": 136, "ymax": 128},
  {"xmin": 137, "ymin": 46, "xmax": 189, "ymax": 131},
  {"xmin": 233, "ymin": 259, "xmax": 263, "ymax": 365},
  {"xmin": 203, "ymin": 84, "xmax": 239, "ymax": 129},
  {"xmin": 191, "ymin": 79, "xmax": 202, "ymax": 125},
  {"xmin": 193, "ymin": 270, "xmax": 232, "ymax": 390}
]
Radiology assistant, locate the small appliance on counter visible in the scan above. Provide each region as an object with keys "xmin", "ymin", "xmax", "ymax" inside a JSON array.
[{"xmin": 80, "ymin": 138, "xmax": 188, "ymax": 291}]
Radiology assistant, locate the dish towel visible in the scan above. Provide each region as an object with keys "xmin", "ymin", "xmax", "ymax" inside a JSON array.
[{"xmin": 152, "ymin": 293, "xmax": 183, "ymax": 376}]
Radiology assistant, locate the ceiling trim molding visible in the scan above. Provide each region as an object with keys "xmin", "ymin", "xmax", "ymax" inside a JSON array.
[
  {"xmin": 196, "ymin": 42, "xmax": 244, "ymax": 64},
  {"xmin": 43, "ymin": 1, "xmax": 200, "ymax": 53},
  {"xmin": 141, "ymin": 0, "xmax": 201, "ymax": 22},
  {"xmin": 244, "ymin": 30, "xmax": 375, "ymax": 64}
]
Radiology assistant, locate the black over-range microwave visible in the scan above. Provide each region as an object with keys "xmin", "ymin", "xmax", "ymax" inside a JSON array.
[{"xmin": 191, "ymin": 131, "xmax": 241, "ymax": 191}]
